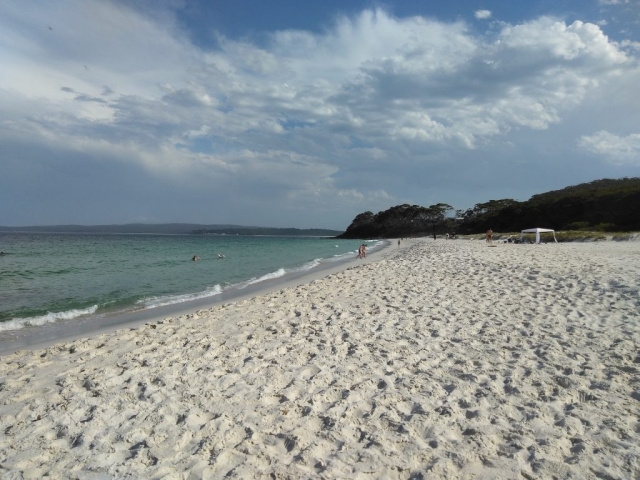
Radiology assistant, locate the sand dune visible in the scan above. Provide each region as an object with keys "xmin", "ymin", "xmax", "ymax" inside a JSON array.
[{"xmin": 1, "ymin": 239, "xmax": 639, "ymax": 479}]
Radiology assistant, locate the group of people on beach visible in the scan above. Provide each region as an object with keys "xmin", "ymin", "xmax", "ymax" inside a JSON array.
[{"xmin": 357, "ymin": 244, "xmax": 367, "ymax": 259}]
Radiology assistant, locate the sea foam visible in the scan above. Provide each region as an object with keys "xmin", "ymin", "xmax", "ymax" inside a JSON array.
[
  {"xmin": 0, "ymin": 305, "xmax": 99, "ymax": 332},
  {"xmin": 241, "ymin": 268, "xmax": 287, "ymax": 288},
  {"xmin": 138, "ymin": 284, "xmax": 223, "ymax": 309}
]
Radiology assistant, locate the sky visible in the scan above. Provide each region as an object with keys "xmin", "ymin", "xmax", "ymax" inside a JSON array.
[{"xmin": 1, "ymin": 0, "xmax": 639, "ymax": 230}]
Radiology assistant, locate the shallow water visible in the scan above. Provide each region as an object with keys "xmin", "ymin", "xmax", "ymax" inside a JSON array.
[{"xmin": 0, "ymin": 233, "xmax": 379, "ymax": 333}]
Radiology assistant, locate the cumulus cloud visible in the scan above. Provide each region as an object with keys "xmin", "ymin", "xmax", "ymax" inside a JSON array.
[
  {"xmin": 475, "ymin": 10, "xmax": 492, "ymax": 20},
  {"xmin": 0, "ymin": 1, "xmax": 638, "ymax": 226},
  {"xmin": 579, "ymin": 131, "xmax": 640, "ymax": 165},
  {"xmin": 621, "ymin": 40, "xmax": 640, "ymax": 51}
]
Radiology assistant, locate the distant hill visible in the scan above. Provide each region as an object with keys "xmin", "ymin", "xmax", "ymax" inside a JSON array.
[
  {"xmin": 0, "ymin": 223, "xmax": 343, "ymax": 237},
  {"xmin": 340, "ymin": 177, "xmax": 640, "ymax": 238},
  {"xmin": 192, "ymin": 227, "xmax": 343, "ymax": 236}
]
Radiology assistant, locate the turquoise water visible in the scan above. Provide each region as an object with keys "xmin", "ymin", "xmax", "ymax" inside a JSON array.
[{"xmin": 0, "ymin": 233, "xmax": 379, "ymax": 332}]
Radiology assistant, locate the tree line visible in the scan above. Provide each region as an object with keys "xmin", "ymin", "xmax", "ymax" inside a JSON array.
[
  {"xmin": 338, "ymin": 203, "xmax": 455, "ymax": 238},
  {"xmin": 338, "ymin": 177, "xmax": 640, "ymax": 239}
]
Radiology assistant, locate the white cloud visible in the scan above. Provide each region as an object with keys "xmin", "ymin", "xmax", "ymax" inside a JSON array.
[
  {"xmin": 2, "ymin": 6, "xmax": 630, "ymax": 154},
  {"xmin": 0, "ymin": 2, "xmax": 193, "ymax": 103},
  {"xmin": 475, "ymin": 10, "xmax": 492, "ymax": 20},
  {"xmin": 498, "ymin": 18, "xmax": 627, "ymax": 63},
  {"xmin": 578, "ymin": 131, "xmax": 640, "ymax": 165},
  {"xmin": 620, "ymin": 40, "xmax": 640, "ymax": 51}
]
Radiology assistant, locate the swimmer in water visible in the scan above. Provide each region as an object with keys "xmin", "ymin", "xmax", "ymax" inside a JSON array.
[
  {"xmin": 192, "ymin": 255, "xmax": 200, "ymax": 261},
  {"xmin": 217, "ymin": 254, "xmax": 225, "ymax": 259}
]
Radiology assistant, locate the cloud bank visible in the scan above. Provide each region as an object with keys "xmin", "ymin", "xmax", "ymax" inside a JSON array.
[{"xmin": 0, "ymin": 2, "xmax": 638, "ymax": 228}]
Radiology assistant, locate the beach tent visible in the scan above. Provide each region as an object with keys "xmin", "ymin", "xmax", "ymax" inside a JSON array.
[{"xmin": 521, "ymin": 228, "xmax": 557, "ymax": 244}]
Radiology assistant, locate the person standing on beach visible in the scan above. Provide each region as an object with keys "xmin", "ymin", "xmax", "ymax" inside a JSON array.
[
  {"xmin": 398, "ymin": 240, "xmax": 401, "ymax": 247},
  {"xmin": 486, "ymin": 229, "xmax": 493, "ymax": 243}
]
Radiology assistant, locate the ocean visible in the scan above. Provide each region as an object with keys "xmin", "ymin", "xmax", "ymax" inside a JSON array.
[{"xmin": 0, "ymin": 233, "xmax": 381, "ymax": 338}]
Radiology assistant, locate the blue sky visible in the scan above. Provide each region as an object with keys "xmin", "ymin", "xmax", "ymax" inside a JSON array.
[{"xmin": 1, "ymin": 0, "xmax": 639, "ymax": 229}]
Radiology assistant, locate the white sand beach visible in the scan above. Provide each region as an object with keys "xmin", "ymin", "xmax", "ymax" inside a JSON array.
[{"xmin": 1, "ymin": 239, "xmax": 639, "ymax": 479}]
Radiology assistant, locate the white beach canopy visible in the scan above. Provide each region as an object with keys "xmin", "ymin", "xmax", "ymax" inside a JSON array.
[{"xmin": 521, "ymin": 228, "xmax": 557, "ymax": 244}]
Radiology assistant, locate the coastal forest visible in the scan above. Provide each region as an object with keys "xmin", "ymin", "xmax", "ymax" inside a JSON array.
[{"xmin": 338, "ymin": 178, "xmax": 640, "ymax": 239}]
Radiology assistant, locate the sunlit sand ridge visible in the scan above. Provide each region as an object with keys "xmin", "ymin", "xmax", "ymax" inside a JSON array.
[{"xmin": 1, "ymin": 239, "xmax": 639, "ymax": 478}]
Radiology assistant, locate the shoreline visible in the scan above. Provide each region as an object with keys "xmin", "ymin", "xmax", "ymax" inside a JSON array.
[
  {"xmin": 1, "ymin": 239, "xmax": 638, "ymax": 478},
  {"xmin": 0, "ymin": 239, "xmax": 394, "ymax": 355}
]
